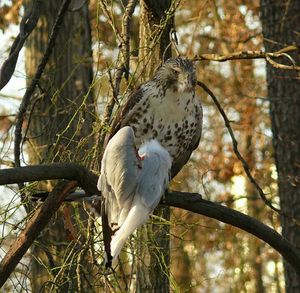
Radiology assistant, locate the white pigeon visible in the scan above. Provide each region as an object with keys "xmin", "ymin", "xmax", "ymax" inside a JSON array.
[{"xmin": 98, "ymin": 126, "xmax": 172, "ymax": 267}]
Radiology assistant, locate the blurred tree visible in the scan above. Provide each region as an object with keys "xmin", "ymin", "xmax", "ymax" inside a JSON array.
[
  {"xmin": 1, "ymin": 0, "xmax": 296, "ymax": 292},
  {"xmin": 261, "ymin": 0, "xmax": 300, "ymax": 291},
  {"xmin": 23, "ymin": 1, "xmax": 95, "ymax": 291}
]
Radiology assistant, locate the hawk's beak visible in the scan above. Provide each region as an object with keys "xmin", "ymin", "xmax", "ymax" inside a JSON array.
[
  {"xmin": 185, "ymin": 78, "xmax": 195, "ymax": 93},
  {"xmin": 185, "ymin": 83, "xmax": 194, "ymax": 93},
  {"xmin": 184, "ymin": 73, "xmax": 196, "ymax": 93}
]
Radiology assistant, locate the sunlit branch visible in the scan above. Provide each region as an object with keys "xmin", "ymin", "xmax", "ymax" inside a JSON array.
[{"xmin": 193, "ymin": 45, "xmax": 300, "ymax": 71}]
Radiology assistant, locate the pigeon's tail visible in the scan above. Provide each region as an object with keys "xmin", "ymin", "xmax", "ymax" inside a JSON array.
[{"xmin": 110, "ymin": 203, "xmax": 150, "ymax": 262}]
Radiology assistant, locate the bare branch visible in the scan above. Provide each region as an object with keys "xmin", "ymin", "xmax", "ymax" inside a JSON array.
[
  {"xmin": 0, "ymin": 0, "xmax": 42, "ymax": 90},
  {"xmin": 0, "ymin": 163, "xmax": 99, "ymax": 196},
  {"xmin": 164, "ymin": 191, "xmax": 300, "ymax": 275},
  {"xmin": 197, "ymin": 81, "xmax": 281, "ymax": 213},
  {"xmin": 107, "ymin": 0, "xmax": 137, "ymax": 117},
  {"xmin": 92, "ymin": 0, "xmax": 137, "ymax": 168},
  {"xmin": 193, "ymin": 45, "xmax": 300, "ymax": 71},
  {"xmin": 98, "ymin": 0, "xmax": 123, "ymax": 44},
  {"xmin": 121, "ymin": 0, "xmax": 137, "ymax": 81},
  {"xmin": 0, "ymin": 180, "xmax": 78, "ymax": 288}
]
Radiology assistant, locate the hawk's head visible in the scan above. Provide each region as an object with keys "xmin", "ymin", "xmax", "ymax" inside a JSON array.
[{"xmin": 154, "ymin": 57, "xmax": 196, "ymax": 93}]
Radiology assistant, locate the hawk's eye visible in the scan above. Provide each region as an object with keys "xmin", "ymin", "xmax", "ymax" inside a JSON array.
[{"xmin": 173, "ymin": 69, "xmax": 180, "ymax": 75}]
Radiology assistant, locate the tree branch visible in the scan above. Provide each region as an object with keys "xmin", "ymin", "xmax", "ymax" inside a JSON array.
[
  {"xmin": 0, "ymin": 0, "xmax": 42, "ymax": 90},
  {"xmin": 164, "ymin": 191, "xmax": 300, "ymax": 275},
  {"xmin": 193, "ymin": 45, "xmax": 300, "ymax": 71},
  {"xmin": 0, "ymin": 163, "xmax": 299, "ymax": 277},
  {"xmin": 197, "ymin": 81, "xmax": 280, "ymax": 213},
  {"xmin": 0, "ymin": 180, "xmax": 78, "ymax": 288},
  {"xmin": 0, "ymin": 163, "xmax": 99, "ymax": 196}
]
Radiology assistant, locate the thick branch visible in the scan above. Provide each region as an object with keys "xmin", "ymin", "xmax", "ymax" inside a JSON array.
[
  {"xmin": 0, "ymin": 164, "xmax": 299, "ymax": 276},
  {"xmin": 164, "ymin": 191, "xmax": 300, "ymax": 275},
  {"xmin": 0, "ymin": 181, "xmax": 77, "ymax": 288},
  {"xmin": 0, "ymin": 163, "xmax": 99, "ymax": 196}
]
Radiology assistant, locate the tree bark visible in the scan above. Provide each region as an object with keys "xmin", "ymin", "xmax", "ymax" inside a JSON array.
[
  {"xmin": 260, "ymin": 1, "xmax": 300, "ymax": 291},
  {"xmin": 23, "ymin": 1, "xmax": 94, "ymax": 291}
]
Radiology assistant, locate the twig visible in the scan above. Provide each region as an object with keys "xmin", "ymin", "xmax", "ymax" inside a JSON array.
[{"xmin": 197, "ymin": 81, "xmax": 281, "ymax": 213}]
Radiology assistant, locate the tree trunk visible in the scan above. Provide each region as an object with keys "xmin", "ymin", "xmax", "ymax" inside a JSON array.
[
  {"xmin": 24, "ymin": 1, "xmax": 95, "ymax": 291},
  {"xmin": 260, "ymin": 1, "xmax": 300, "ymax": 291},
  {"xmin": 136, "ymin": 1, "xmax": 173, "ymax": 292}
]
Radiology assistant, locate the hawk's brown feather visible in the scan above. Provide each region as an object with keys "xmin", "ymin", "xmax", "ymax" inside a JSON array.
[{"xmin": 105, "ymin": 57, "xmax": 202, "ymax": 178}]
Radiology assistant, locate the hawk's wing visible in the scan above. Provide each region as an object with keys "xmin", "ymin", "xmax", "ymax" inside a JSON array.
[
  {"xmin": 104, "ymin": 85, "xmax": 145, "ymax": 147},
  {"xmin": 171, "ymin": 99, "xmax": 203, "ymax": 178}
]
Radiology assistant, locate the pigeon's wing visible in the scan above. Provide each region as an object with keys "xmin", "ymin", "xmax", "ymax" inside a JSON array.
[
  {"xmin": 99, "ymin": 126, "xmax": 140, "ymax": 267},
  {"xmin": 104, "ymin": 85, "xmax": 146, "ymax": 147},
  {"xmin": 101, "ymin": 127, "xmax": 139, "ymax": 225},
  {"xmin": 171, "ymin": 100, "xmax": 203, "ymax": 177}
]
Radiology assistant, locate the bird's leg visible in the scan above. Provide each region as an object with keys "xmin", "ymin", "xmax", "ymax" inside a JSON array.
[
  {"xmin": 161, "ymin": 187, "xmax": 170, "ymax": 202},
  {"xmin": 104, "ymin": 253, "xmax": 113, "ymax": 269}
]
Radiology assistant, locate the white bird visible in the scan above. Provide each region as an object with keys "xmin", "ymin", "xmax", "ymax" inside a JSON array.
[{"xmin": 98, "ymin": 126, "xmax": 172, "ymax": 267}]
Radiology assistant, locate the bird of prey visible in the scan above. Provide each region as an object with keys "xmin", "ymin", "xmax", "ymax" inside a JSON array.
[
  {"xmin": 98, "ymin": 126, "xmax": 172, "ymax": 267},
  {"xmin": 101, "ymin": 57, "xmax": 202, "ymax": 267},
  {"xmin": 107, "ymin": 57, "xmax": 203, "ymax": 178}
]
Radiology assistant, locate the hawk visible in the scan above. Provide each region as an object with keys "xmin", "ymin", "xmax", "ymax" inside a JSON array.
[
  {"xmin": 107, "ymin": 57, "xmax": 203, "ymax": 177},
  {"xmin": 102, "ymin": 57, "xmax": 203, "ymax": 266}
]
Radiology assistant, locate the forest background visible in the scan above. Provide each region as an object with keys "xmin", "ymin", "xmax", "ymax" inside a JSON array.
[{"xmin": 0, "ymin": 0, "xmax": 299, "ymax": 292}]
